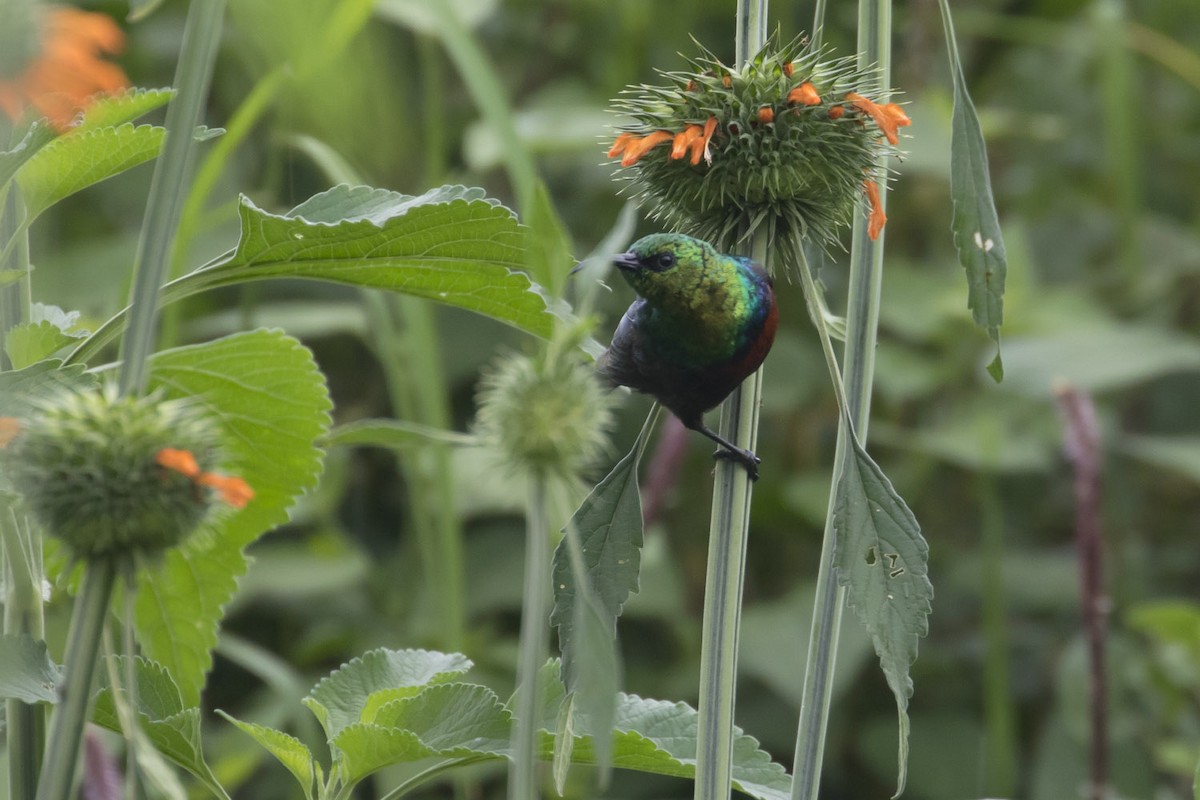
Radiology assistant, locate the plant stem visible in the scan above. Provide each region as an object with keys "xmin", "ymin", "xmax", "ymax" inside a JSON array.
[
  {"xmin": 117, "ymin": 0, "xmax": 227, "ymax": 396},
  {"xmin": 1055, "ymin": 385, "xmax": 1108, "ymax": 800},
  {"xmin": 3, "ymin": 507, "xmax": 45, "ymax": 800},
  {"xmin": 978, "ymin": 471, "xmax": 1017, "ymax": 796},
  {"xmin": 791, "ymin": 0, "xmax": 892, "ymax": 795},
  {"xmin": 508, "ymin": 474, "xmax": 551, "ymax": 799},
  {"xmin": 35, "ymin": 559, "xmax": 118, "ymax": 800},
  {"xmin": 694, "ymin": 228, "xmax": 769, "ymax": 800},
  {"xmin": 0, "ymin": 185, "xmax": 31, "ymax": 370}
]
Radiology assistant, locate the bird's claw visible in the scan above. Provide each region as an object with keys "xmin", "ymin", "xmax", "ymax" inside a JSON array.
[{"xmin": 713, "ymin": 447, "xmax": 761, "ymax": 481}]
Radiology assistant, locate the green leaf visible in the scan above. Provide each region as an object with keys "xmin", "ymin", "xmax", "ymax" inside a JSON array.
[
  {"xmin": 74, "ymin": 88, "xmax": 174, "ymax": 132},
  {"xmin": 1121, "ymin": 435, "xmax": 1200, "ymax": 485},
  {"xmin": 135, "ymin": 330, "xmax": 331, "ymax": 706},
  {"xmin": 324, "ymin": 418, "xmax": 479, "ymax": 450},
  {"xmin": 0, "ymin": 633, "xmax": 63, "ymax": 703},
  {"xmin": 937, "ymin": 0, "xmax": 1006, "ymax": 382},
  {"xmin": 331, "ymin": 725, "xmax": 432, "ymax": 784},
  {"xmin": 189, "ymin": 185, "xmax": 557, "ymax": 338},
  {"xmin": 17, "ymin": 124, "xmax": 165, "ymax": 220},
  {"xmin": 218, "ymin": 713, "xmax": 316, "ymax": 800},
  {"xmin": 0, "ymin": 120, "xmax": 55, "ymax": 191},
  {"xmin": 371, "ymin": 683, "xmax": 511, "ymax": 753},
  {"xmin": 0, "ymin": 360, "xmax": 96, "ymax": 417},
  {"xmin": 5, "ymin": 322, "xmax": 76, "ymax": 369},
  {"xmin": 537, "ymin": 682, "xmax": 792, "ymax": 800},
  {"xmin": 833, "ymin": 437, "xmax": 932, "ymax": 798},
  {"xmin": 551, "ymin": 411, "xmax": 657, "ymax": 784},
  {"xmin": 302, "ymin": 648, "xmax": 472, "ymax": 739},
  {"xmin": 92, "ymin": 656, "xmax": 225, "ymax": 796}
]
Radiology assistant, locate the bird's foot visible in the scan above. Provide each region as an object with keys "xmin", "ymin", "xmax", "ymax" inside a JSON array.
[{"xmin": 712, "ymin": 446, "xmax": 761, "ymax": 481}]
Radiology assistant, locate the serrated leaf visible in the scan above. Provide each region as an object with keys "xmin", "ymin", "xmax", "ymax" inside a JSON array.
[
  {"xmin": 303, "ymin": 648, "xmax": 472, "ymax": 740},
  {"xmin": 18, "ymin": 123, "xmax": 165, "ymax": 219},
  {"xmin": 372, "ymin": 683, "xmax": 511, "ymax": 753},
  {"xmin": 75, "ymin": 88, "xmax": 174, "ymax": 132},
  {"xmin": 92, "ymin": 656, "xmax": 224, "ymax": 795},
  {"xmin": 0, "ymin": 633, "xmax": 63, "ymax": 703},
  {"xmin": 538, "ymin": 677, "xmax": 792, "ymax": 800},
  {"xmin": 551, "ymin": 412, "xmax": 656, "ymax": 784},
  {"xmin": 937, "ymin": 0, "xmax": 1006, "ymax": 382},
  {"xmin": 186, "ymin": 184, "xmax": 558, "ymax": 338},
  {"xmin": 218, "ymin": 713, "xmax": 316, "ymax": 800},
  {"xmin": 332, "ymin": 725, "xmax": 432, "ymax": 784},
  {"xmin": 5, "ymin": 321, "xmax": 77, "ymax": 369},
  {"xmin": 0, "ymin": 360, "xmax": 96, "ymax": 417},
  {"xmin": 0, "ymin": 120, "xmax": 55, "ymax": 190},
  {"xmin": 833, "ymin": 437, "xmax": 932, "ymax": 798},
  {"xmin": 134, "ymin": 330, "xmax": 331, "ymax": 706},
  {"xmin": 324, "ymin": 419, "xmax": 478, "ymax": 450}
]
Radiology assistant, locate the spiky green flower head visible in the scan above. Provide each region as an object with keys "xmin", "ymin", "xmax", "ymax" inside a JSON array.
[
  {"xmin": 475, "ymin": 333, "xmax": 614, "ymax": 481},
  {"xmin": 607, "ymin": 33, "xmax": 909, "ymax": 270},
  {"xmin": 1, "ymin": 385, "xmax": 229, "ymax": 560}
]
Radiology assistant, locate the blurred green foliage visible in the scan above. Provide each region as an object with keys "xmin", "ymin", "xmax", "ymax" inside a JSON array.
[{"xmin": 26, "ymin": 0, "xmax": 1200, "ymax": 797}]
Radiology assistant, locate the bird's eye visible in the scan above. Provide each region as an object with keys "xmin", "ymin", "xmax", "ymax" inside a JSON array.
[{"xmin": 655, "ymin": 252, "xmax": 676, "ymax": 270}]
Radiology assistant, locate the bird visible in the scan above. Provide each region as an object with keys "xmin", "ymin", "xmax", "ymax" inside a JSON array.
[{"xmin": 595, "ymin": 233, "xmax": 778, "ymax": 480}]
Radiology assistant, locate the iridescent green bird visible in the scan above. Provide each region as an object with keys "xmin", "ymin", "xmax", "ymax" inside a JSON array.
[{"xmin": 598, "ymin": 233, "xmax": 778, "ymax": 479}]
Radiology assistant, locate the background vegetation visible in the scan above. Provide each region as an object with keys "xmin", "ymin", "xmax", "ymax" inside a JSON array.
[{"xmin": 24, "ymin": 0, "xmax": 1200, "ymax": 797}]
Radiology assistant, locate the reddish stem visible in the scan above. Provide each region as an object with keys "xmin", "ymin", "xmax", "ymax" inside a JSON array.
[{"xmin": 1054, "ymin": 383, "xmax": 1108, "ymax": 800}]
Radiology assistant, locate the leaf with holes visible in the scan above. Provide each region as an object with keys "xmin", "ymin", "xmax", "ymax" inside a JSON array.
[
  {"xmin": 833, "ymin": 436, "xmax": 932, "ymax": 798},
  {"xmin": 135, "ymin": 329, "xmax": 331, "ymax": 706},
  {"xmin": 937, "ymin": 0, "xmax": 1006, "ymax": 381}
]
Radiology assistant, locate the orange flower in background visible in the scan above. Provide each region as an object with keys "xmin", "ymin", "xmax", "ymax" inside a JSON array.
[
  {"xmin": 156, "ymin": 447, "xmax": 255, "ymax": 509},
  {"xmin": 0, "ymin": 418, "xmax": 21, "ymax": 447},
  {"xmin": 0, "ymin": 5, "xmax": 128, "ymax": 131}
]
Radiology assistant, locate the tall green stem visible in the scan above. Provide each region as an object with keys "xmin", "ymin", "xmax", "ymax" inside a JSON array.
[
  {"xmin": 0, "ymin": 186, "xmax": 31, "ymax": 369},
  {"xmin": 117, "ymin": 0, "xmax": 226, "ymax": 394},
  {"xmin": 693, "ymin": 8, "xmax": 769, "ymax": 799},
  {"xmin": 3, "ymin": 507, "xmax": 45, "ymax": 800},
  {"xmin": 35, "ymin": 560, "xmax": 118, "ymax": 800},
  {"xmin": 791, "ymin": 0, "xmax": 891, "ymax": 796},
  {"xmin": 508, "ymin": 475, "xmax": 551, "ymax": 799}
]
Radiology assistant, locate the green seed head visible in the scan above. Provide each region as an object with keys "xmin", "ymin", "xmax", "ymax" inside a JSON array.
[
  {"xmin": 475, "ymin": 343, "xmax": 614, "ymax": 480},
  {"xmin": 608, "ymin": 33, "xmax": 907, "ymax": 271},
  {"xmin": 2, "ymin": 386, "xmax": 222, "ymax": 560}
]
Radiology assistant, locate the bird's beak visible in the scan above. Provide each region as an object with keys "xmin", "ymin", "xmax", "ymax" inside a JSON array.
[{"xmin": 612, "ymin": 251, "xmax": 641, "ymax": 272}]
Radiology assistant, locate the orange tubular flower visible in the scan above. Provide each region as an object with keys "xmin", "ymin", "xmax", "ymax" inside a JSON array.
[
  {"xmin": 620, "ymin": 130, "xmax": 672, "ymax": 167},
  {"xmin": 671, "ymin": 125, "xmax": 703, "ymax": 160},
  {"xmin": 156, "ymin": 447, "xmax": 254, "ymax": 508},
  {"xmin": 196, "ymin": 473, "xmax": 255, "ymax": 509},
  {"xmin": 864, "ymin": 179, "xmax": 887, "ymax": 240},
  {"xmin": 0, "ymin": 418, "xmax": 21, "ymax": 447},
  {"xmin": 0, "ymin": 6, "xmax": 128, "ymax": 131},
  {"xmin": 689, "ymin": 116, "xmax": 718, "ymax": 166},
  {"xmin": 828, "ymin": 105, "xmax": 846, "ymax": 120},
  {"xmin": 757, "ymin": 106, "xmax": 775, "ymax": 124},
  {"xmin": 845, "ymin": 92, "xmax": 911, "ymax": 146},
  {"xmin": 607, "ymin": 132, "xmax": 635, "ymax": 159},
  {"xmin": 155, "ymin": 448, "xmax": 201, "ymax": 478},
  {"xmin": 787, "ymin": 82, "xmax": 821, "ymax": 106}
]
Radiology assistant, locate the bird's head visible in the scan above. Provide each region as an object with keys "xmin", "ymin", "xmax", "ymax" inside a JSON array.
[{"xmin": 611, "ymin": 233, "xmax": 721, "ymax": 303}]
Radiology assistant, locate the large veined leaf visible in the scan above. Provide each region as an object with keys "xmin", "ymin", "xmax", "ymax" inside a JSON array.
[
  {"xmin": 186, "ymin": 185, "xmax": 555, "ymax": 338},
  {"xmin": 0, "ymin": 633, "xmax": 63, "ymax": 703},
  {"xmin": 937, "ymin": 0, "xmax": 1007, "ymax": 381},
  {"xmin": 834, "ymin": 437, "xmax": 932, "ymax": 798},
  {"xmin": 302, "ymin": 648, "xmax": 473, "ymax": 740},
  {"xmin": 92, "ymin": 656, "xmax": 225, "ymax": 799},
  {"xmin": 550, "ymin": 409, "xmax": 658, "ymax": 785},
  {"xmin": 134, "ymin": 329, "xmax": 331, "ymax": 706},
  {"xmin": 17, "ymin": 124, "xmax": 165, "ymax": 220},
  {"xmin": 74, "ymin": 88, "xmax": 174, "ymax": 133}
]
